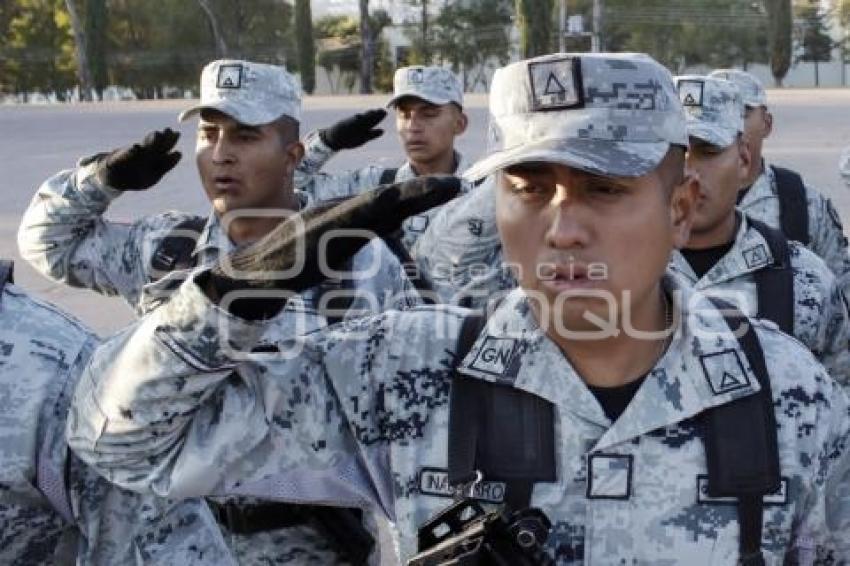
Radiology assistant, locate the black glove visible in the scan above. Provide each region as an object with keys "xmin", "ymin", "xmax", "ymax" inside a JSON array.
[
  {"xmin": 94, "ymin": 128, "xmax": 181, "ymax": 191},
  {"xmin": 204, "ymin": 175, "xmax": 461, "ymax": 319},
  {"xmin": 318, "ymin": 109, "xmax": 386, "ymax": 151}
]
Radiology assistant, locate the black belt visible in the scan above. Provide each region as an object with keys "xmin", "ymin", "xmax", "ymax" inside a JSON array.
[{"xmin": 207, "ymin": 500, "xmax": 312, "ymax": 535}]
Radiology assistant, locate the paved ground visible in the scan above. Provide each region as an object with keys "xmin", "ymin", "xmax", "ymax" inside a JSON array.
[{"xmin": 1, "ymin": 90, "xmax": 849, "ymax": 334}]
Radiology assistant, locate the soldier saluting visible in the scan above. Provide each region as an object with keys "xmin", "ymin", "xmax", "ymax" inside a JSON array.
[{"xmin": 68, "ymin": 53, "xmax": 850, "ymax": 563}]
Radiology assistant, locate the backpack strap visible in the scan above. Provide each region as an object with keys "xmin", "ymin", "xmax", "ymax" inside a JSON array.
[
  {"xmin": 379, "ymin": 167, "xmax": 399, "ymax": 185},
  {"xmin": 447, "ymin": 312, "xmax": 556, "ymax": 510},
  {"xmin": 770, "ymin": 165, "xmax": 809, "ymax": 246},
  {"xmin": 705, "ymin": 297, "xmax": 781, "ymax": 566},
  {"xmin": 746, "ymin": 217, "xmax": 795, "ymax": 335},
  {"xmin": 0, "ymin": 260, "xmax": 13, "ymax": 296},
  {"xmin": 149, "ymin": 216, "xmax": 207, "ymax": 281}
]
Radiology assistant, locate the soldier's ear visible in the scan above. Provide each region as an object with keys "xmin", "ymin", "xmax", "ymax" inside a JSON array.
[
  {"xmin": 285, "ymin": 141, "xmax": 305, "ymax": 174},
  {"xmin": 737, "ymin": 135, "xmax": 752, "ymax": 181},
  {"xmin": 762, "ymin": 110, "xmax": 773, "ymax": 139},
  {"xmin": 454, "ymin": 110, "xmax": 469, "ymax": 136},
  {"xmin": 670, "ymin": 170, "xmax": 699, "ymax": 250}
]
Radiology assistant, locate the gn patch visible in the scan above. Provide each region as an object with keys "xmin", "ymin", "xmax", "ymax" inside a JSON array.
[
  {"xmin": 678, "ymin": 79, "xmax": 704, "ymax": 107},
  {"xmin": 217, "ymin": 64, "xmax": 243, "ymax": 89},
  {"xmin": 587, "ymin": 453, "xmax": 633, "ymax": 500},
  {"xmin": 418, "ymin": 467, "xmax": 506, "ymax": 503},
  {"xmin": 469, "ymin": 336, "xmax": 519, "ymax": 377},
  {"xmin": 742, "ymin": 244, "xmax": 770, "ymax": 269},
  {"xmin": 528, "ymin": 56, "xmax": 583, "ymax": 111},
  {"xmin": 697, "ymin": 475, "xmax": 789, "ymax": 506},
  {"xmin": 699, "ymin": 349, "xmax": 751, "ymax": 395}
]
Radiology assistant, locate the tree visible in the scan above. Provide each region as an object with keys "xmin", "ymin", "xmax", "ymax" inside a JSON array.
[
  {"xmin": 515, "ymin": 0, "xmax": 554, "ymax": 58},
  {"xmin": 64, "ymin": 0, "xmax": 94, "ymax": 100},
  {"xmin": 565, "ymin": 0, "xmax": 768, "ymax": 71},
  {"xmin": 316, "ymin": 14, "xmax": 360, "ymax": 93},
  {"xmin": 766, "ymin": 0, "xmax": 792, "ymax": 86},
  {"xmin": 403, "ymin": 0, "xmax": 432, "ymax": 64},
  {"xmin": 1, "ymin": 0, "xmax": 77, "ymax": 101},
  {"xmin": 197, "ymin": 0, "xmax": 228, "ymax": 57},
  {"xmin": 359, "ymin": 0, "xmax": 373, "ymax": 93},
  {"xmin": 795, "ymin": 0, "xmax": 833, "ymax": 86},
  {"xmin": 84, "ymin": 0, "xmax": 108, "ymax": 99},
  {"xmin": 294, "ymin": 0, "xmax": 315, "ymax": 94},
  {"xmin": 432, "ymin": 0, "xmax": 512, "ymax": 90}
]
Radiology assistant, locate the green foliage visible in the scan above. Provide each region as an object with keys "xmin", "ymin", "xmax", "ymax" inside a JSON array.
[
  {"xmin": 294, "ymin": 0, "xmax": 315, "ymax": 94},
  {"xmin": 766, "ymin": 0, "xmax": 792, "ymax": 85},
  {"xmin": 0, "ymin": 0, "xmax": 297, "ymax": 100},
  {"xmin": 315, "ymin": 10, "xmax": 392, "ymax": 94},
  {"xmin": 84, "ymin": 0, "xmax": 108, "ymax": 97},
  {"xmin": 515, "ymin": 0, "xmax": 554, "ymax": 58},
  {"xmin": 567, "ymin": 0, "xmax": 768, "ymax": 70},
  {"xmin": 795, "ymin": 0, "xmax": 833, "ymax": 63},
  {"xmin": 432, "ymin": 0, "xmax": 512, "ymax": 90},
  {"xmin": 0, "ymin": 0, "xmax": 76, "ymax": 100}
]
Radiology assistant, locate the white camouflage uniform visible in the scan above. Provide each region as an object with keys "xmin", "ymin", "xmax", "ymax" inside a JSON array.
[
  {"xmin": 295, "ymin": 65, "xmax": 475, "ymax": 251},
  {"xmin": 65, "ymin": 52, "xmax": 850, "ymax": 565},
  {"xmin": 708, "ymin": 69, "xmax": 850, "ymax": 290},
  {"xmin": 669, "ymin": 215, "xmax": 850, "ymax": 383},
  {"xmin": 670, "ymin": 74, "xmax": 850, "ymax": 384},
  {"xmin": 18, "ymin": 59, "xmax": 418, "ymax": 565},
  {"xmin": 65, "ymin": 274, "xmax": 850, "ymax": 563},
  {"xmin": 0, "ymin": 272, "xmax": 237, "ymax": 565}
]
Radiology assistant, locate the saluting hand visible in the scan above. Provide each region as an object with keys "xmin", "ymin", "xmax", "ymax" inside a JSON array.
[
  {"xmin": 93, "ymin": 128, "xmax": 182, "ymax": 191},
  {"xmin": 205, "ymin": 175, "xmax": 460, "ymax": 319},
  {"xmin": 319, "ymin": 109, "xmax": 387, "ymax": 151}
]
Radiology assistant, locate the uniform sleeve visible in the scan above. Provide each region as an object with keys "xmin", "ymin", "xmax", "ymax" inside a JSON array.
[
  {"xmin": 791, "ymin": 374, "xmax": 850, "ymax": 561},
  {"xmin": 17, "ymin": 160, "xmax": 190, "ymax": 307},
  {"xmin": 806, "ymin": 189, "xmax": 850, "ymax": 293},
  {"xmin": 66, "ymin": 274, "xmax": 447, "ymax": 519},
  {"xmin": 294, "ymin": 130, "xmax": 338, "ymax": 181},
  {"xmin": 413, "ymin": 179, "xmax": 508, "ymax": 303},
  {"xmin": 297, "ymin": 163, "xmax": 386, "ymax": 202}
]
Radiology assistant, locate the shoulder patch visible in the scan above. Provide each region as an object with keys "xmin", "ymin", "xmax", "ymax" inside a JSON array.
[
  {"xmin": 698, "ymin": 349, "xmax": 751, "ymax": 395},
  {"xmin": 742, "ymin": 244, "xmax": 770, "ymax": 269},
  {"xmin": 469, "ymin": 336, "xmax": 519, "ymax": 377},
  {"xmin": 406, "ymin": 214, "xmax": 430, "ymax": 233}
]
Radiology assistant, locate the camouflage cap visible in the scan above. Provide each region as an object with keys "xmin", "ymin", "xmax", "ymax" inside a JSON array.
[
  {"xmin": 675, "ymin": 75, "xmax": 743, "ymax": 148},
  {"xmin": 179, "ymin": 59, "xmax": 301, "ymax": 125},
  {"xmin": 708, "ymin": 68, "xmax": 767, "ymax": 108},
  {"xmin": 463, "ymin": 52, "xmax": 687, "ymax": 181},
  {"xmin": 386, "ymin": 66, "xmax": 463, "ymax": 108}
]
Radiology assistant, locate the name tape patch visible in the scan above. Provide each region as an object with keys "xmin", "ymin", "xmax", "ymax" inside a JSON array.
[
  {"xmin": 469, "ymin": 336, "xmax": 518, "ymax": 377},
  {"xmin": 217, "ymin": 64, "xmax": 243, "ymax": 89},
  {"xmin": 697, "ymin": 475, "xmax": 789, "ymax": 506},
  {"xmin": 699, "ymin": 349, "xmax": 751, "ymax": 396},
  {"xmin": 528, "ymin": 57, "xmax": 583, "ymax": 111},
  {"xmin": 678, "ymin": 79, "xmax": 704, "ymax": 107},
  {"xmin": 418, "ymin": 467, "xmax": 506, "ymax": 503}
]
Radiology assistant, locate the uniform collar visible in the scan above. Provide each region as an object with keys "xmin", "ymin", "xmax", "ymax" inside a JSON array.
[
  {"xmin": 192, "ymin": 191, "xmax": 312, "ymax": 261},
  {"xmin": 669, "ymin": 213, "xmax": 777, "ymax": 288},
  {"xmin": 456, "ymin": 278, "xmax": 762, "ymax": 449},
  {"xmin": 738, "ymin": 159, "xmax": 776, "ymax": 207},
  {"xmin": 401, "ymin": 150, "xmax": 466, "ymax": 179}
]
